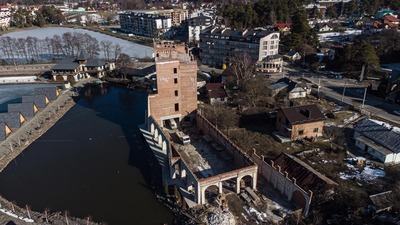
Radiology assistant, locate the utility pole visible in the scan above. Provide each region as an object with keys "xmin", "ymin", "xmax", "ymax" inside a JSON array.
[
  {"xmin": 341, "ymin": 82, "xmax": 347, "ymax": 103},
  {"xmin": 361, "ymin": 87, "xmax": 367, "ymax": 109}
]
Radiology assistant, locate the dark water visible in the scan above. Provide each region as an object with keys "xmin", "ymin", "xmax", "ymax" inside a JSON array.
[{"xmin": 0, "ymin": 84, "xmax": 174, "ymax": 225}]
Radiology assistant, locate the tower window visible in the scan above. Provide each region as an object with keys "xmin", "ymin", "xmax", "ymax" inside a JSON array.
[
  {"xmin": 173, "ymin": 68, "xmax": 177, "ymax": 73},
  {"xmin": 174, "ymin": 78, "xmax": 178, "ymax": 84},
  {"xmin": 175, "ymin": 103, "xmax": 179, "ymax": 111},
  {"xmin": 175, "ymin": 90, "xmax": 178, "ymax": 96}
]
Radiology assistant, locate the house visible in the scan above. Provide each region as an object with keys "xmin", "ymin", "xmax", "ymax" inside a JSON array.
[
  {"xmin": 255, "ymin": 54, "xmax": 283, "ymax": 73},
  {"xmin": 34, "ymin": 87, "xmax": 60, "ymax": 101},
  {"xmin": 271, "ymin": 78, "xmax": 309, "ymax": 99},
  {"xmin": 284, "ymin": 50, "xmax": 301, "ymax": 62},
  {"xmin": 0, "ymin": 112, "xmax": 26, "ymax": 131},
  {"xmin": 0, "ymin": 122, "xmax": 12, "ymax": 142},
  {"xmin": 51, "ymin": 50, "xmax": 115, "ymax": 82},
  {"xmin": 354, "ymin": 119, "xmax": 400, "ymax": 164},
  {"xmin": 315, "ymin": 23, "xmax": 335, "ymax": 32},
  {"xmin": 22, "ymin": 95, "xmax": 50, "ymax": 110},
  {"xmin": 275, "ymin": 23, "xmax": 291, "ymax": 32},
  {"xmin": 267, "ymin": 82, "xmax": 288, "ymax": 97},
  {"xmin": 276, "ymin": 104, "xmax": 325, "ymax": 140},
  {"xmin": 8, "ymin": 102, "xmax": 39, "ymax": 119},
  {"xmin": 205, "ymin": 83, "xmax": 228, "ymax": 105}
]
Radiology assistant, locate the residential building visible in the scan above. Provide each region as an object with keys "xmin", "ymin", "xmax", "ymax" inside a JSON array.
[
  {"xmin": 119, "ymin": 12, "xmax": 172, "ymax": 37},
  {"xmin": 148, "ymin": 41, "xmax": 198, "ymax": 126},
  {"xmin": 188, "ymin": 16, "xmax": 213, "ymax": 43},
  {"xmin": 276, "ymin": 104, "xmax": 325, "ymax": 140},
  {"xmin": 315, "ymin": 23, "xmax": 335, "ymax": 32},
  {"xmin": 354, "ymin": 119, "xmax": 400, "ymax": 164},
  {"xmin": 256, "ymin": 54, "xmax": 283, "ymax": 73},
  {"xmin": 205, "ymin": 83, "xmax": 227, "ymax": 105},
  {"xmin": 0, "ymin": 112, "xmax": 26, "ymax": 131},
  {"xmin": 284, "ymin": 50, "xmax": 302, "ymax": 62},
  {"xmin": 0, "ymin": 5, "xmax": 11, "ymax": 27},
  {"xmin": 304, "ymin": 4, "xmax": 327, "ymax": 17},
  {"xmin": 0, "ymin": 122, "xmax": 12, "ymax": 142},
  {"xmin": 268, "ymin": 78, "xmax": 310, "ymax": 99},
  {"xmin": 275, "ymin": 23, "xmax": 291, "ymax": 32},
  {"xmin": 22, "ymin": 95, "xmax": 50, "ymax": 110},
  {"xmin": 51, "ymin": 50, "xmax": 115, "ymax": 82},
  {"xmin": 8, "ymin": 102, "xmax": 39, "ymax": 119},
  {"xmin": 199, "ymin": 27, "xmax": 280, "ymax": 69}
]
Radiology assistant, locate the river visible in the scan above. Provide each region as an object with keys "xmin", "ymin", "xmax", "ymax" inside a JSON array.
[{"xmin": 0, "ymin": 84, "xmax": 174, "ymax": 225}]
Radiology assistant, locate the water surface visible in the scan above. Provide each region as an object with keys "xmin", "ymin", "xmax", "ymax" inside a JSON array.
[{"xmin": 0, "ymin": 84, "xmax": 174, "ymax": 225}]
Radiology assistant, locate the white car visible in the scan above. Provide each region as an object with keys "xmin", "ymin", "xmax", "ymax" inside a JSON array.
[{"xmin": 393, "ymin": 111, "xmax": 400, "ymax": 116}]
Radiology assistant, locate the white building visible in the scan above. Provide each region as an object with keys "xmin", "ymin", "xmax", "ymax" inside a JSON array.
[
  {"xmin": 200, "ymin": 27, "xmax": 280, "ymax": 68},
  {"xmin": 119, "ymin": 12, "xmax": 172, "ymax": 38},
  {"xmin": 354, "ymin": 119, "xmax": 400, "ymax": 164},
  {"xmin": 0, "ymin": 6, "xmax": 11, "ymax": 28},
  {"xmin": 188, "ymin": 15, "xmax": 212, "ymax": 43}
]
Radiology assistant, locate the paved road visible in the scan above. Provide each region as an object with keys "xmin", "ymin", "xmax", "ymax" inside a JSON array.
[{"xmin": 304, "ymin": 75, "xmax": 400, "ymax": 123}]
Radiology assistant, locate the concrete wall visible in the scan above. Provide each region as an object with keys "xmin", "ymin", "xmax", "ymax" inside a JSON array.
[
  {"xmin": 251, "ymin": 150, "xmax": 312, "ymax": 216},
  {"xmin": 0, "ymin": 75, "xmax": 37, "ymax": 83},
  {"xmin": 196, "ymin": 112, "xmax": 254, "ymax": 168}
]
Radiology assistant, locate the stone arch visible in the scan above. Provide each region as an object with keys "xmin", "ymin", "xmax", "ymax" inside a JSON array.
[
  {"xmin": 291, "ymin": 190, "xmax": 307, "ymax": 211},
  {"xmin": 202, "ymin": 184, "xmax": 220, "ymax": 205},
  {"xmin": 154, "ymin": 128, "xmax": 158, "ymax": 139},
  {"xmin": 238, "ymin": 174, "xmax": 254, "ymax": 191},
  {"xmin": 157, "ymin": 134, "xmax": 162, "ymax": 146}
]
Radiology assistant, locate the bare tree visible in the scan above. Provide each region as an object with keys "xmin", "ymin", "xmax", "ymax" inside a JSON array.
[
  {"xmin": 112, "ymin": 43, "xmax": 122, "ymax": 62},
  {"xmin": 100, "ymin": 40, "xmax": 112, "ymax": 61},
  {"xmin": 230, "ymin": 53, "xmax": 256, "ymax": 86}
]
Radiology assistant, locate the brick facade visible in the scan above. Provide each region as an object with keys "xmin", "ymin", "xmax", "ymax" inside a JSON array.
[{"xmin": 149, "ymin": 41, "xmax": 197, "ymax": 125}]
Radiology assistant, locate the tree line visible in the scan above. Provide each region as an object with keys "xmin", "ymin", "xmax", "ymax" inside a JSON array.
[{"xmin": 0, "ymin": 32, "xmax": 123, "ymax": 64}]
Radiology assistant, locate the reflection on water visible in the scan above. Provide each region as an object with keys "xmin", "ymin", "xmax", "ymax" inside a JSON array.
[{"xmin": 0, "ymin": 84, "xmax": 174, "ymax": 225}]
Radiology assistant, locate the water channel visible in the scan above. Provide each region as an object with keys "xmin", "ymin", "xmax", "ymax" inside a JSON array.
[{"xmin": 0, "ymin": 84, "xmax": 174, "ymax": 225}]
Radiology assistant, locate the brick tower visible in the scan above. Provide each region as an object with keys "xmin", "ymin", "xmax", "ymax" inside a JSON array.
[{"xmin": 148, "ymin": 41, "xmax": 198, "ymax": 126}]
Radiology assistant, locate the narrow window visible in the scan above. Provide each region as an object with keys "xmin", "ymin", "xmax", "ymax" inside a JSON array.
[
  {"xmin": 175, "ymin": 103, "xmax": 179, "ymax": 111},
  {"xmin": 313, "ymin": 128, "xmax": 319, "ymax": 133},
  {"xmin": 175, "ymin": 90, "xmax": 178, "ymax": 96},
  {"xmin": 173, "ymin": 68, "xmax": 177, "ymax": 73},
  {"xmin": 174, "ymin": 78, "xmax": 178, "ymax": 84},
  {"xmin": 298, "ymin": 130, "xmax": 304, "ymax": 135}
]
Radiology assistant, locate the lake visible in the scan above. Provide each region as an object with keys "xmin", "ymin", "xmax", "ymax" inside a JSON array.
[{"xmin": 0, "ymin": 84, "xmax": 174, "ymax": 225}]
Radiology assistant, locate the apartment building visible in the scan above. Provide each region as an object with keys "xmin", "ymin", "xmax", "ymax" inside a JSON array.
[
  {"xmin": 188, "ymin": 15, "xmax": 212, "ymax": 43},
  {"xmin": 119, "ymin": 12, "xmax": 171, "ymax": 37},
  {"xmin": 199, "ymin": 27, "xmax": 281, "ymax": 71},
  {"xmin": 0, "ymin": 6, "xmax": 11, "ymax": 27}
]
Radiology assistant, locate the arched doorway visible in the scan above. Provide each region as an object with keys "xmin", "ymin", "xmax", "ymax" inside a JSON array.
[
  {"xmin": 55, "ymin": 75, "xmax": 64, "ymax": 82},
  {"xmin": 204, "ymin": 185, "xmax": 219, "ymax": 205},
  {"xmin": 291, "ymin": 190, "xmax": 306, "ymax": 211},
  {"xmin": 239, "ymin": 175, "xmax": 254, "ymax": 191}
]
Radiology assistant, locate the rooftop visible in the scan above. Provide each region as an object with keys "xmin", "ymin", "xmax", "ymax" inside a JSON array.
[
  {"xmin": 279, "ymin": 104, "xmax": 325, "ymax": 125},
  {"xmin": 274, "ymin": 153, "xmax": 338, "ymax": 194},
  {"xmin": 206, "ymin": 83, "xmax": 227, "ymax": 99},
  {"xmin": 354, "ymin": 119, "xmax": 400, "ymax": 154}
]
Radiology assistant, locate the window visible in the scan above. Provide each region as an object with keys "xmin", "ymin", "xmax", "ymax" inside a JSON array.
[
  {"xmin": 175, "ymin": 90, "xmax": 178, "ymax": 96},
  {"xmin": 271, "ymin": 41, "xmax": 275, "ymax": 45},
  {"xmin": 174, "ymin": 78, "xmax": 178, "ymax": 84},
  {"xmin": 175, "ymin": 103, "xmax": 179, "ymax": 111},
  {"xmin": 173, "ymin": 68, "xmax": 177, "ymax": 73},
  {"xmin": 298, "ymin": 130, "xmax": 304, "ymax": 135},
  {"xmin": 313, "ymin": 128, "xmax": 319, "ymax": 132},
  {"xmin": 263, "ymin": 41, "xmax": 268, "ymax": 45}
]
